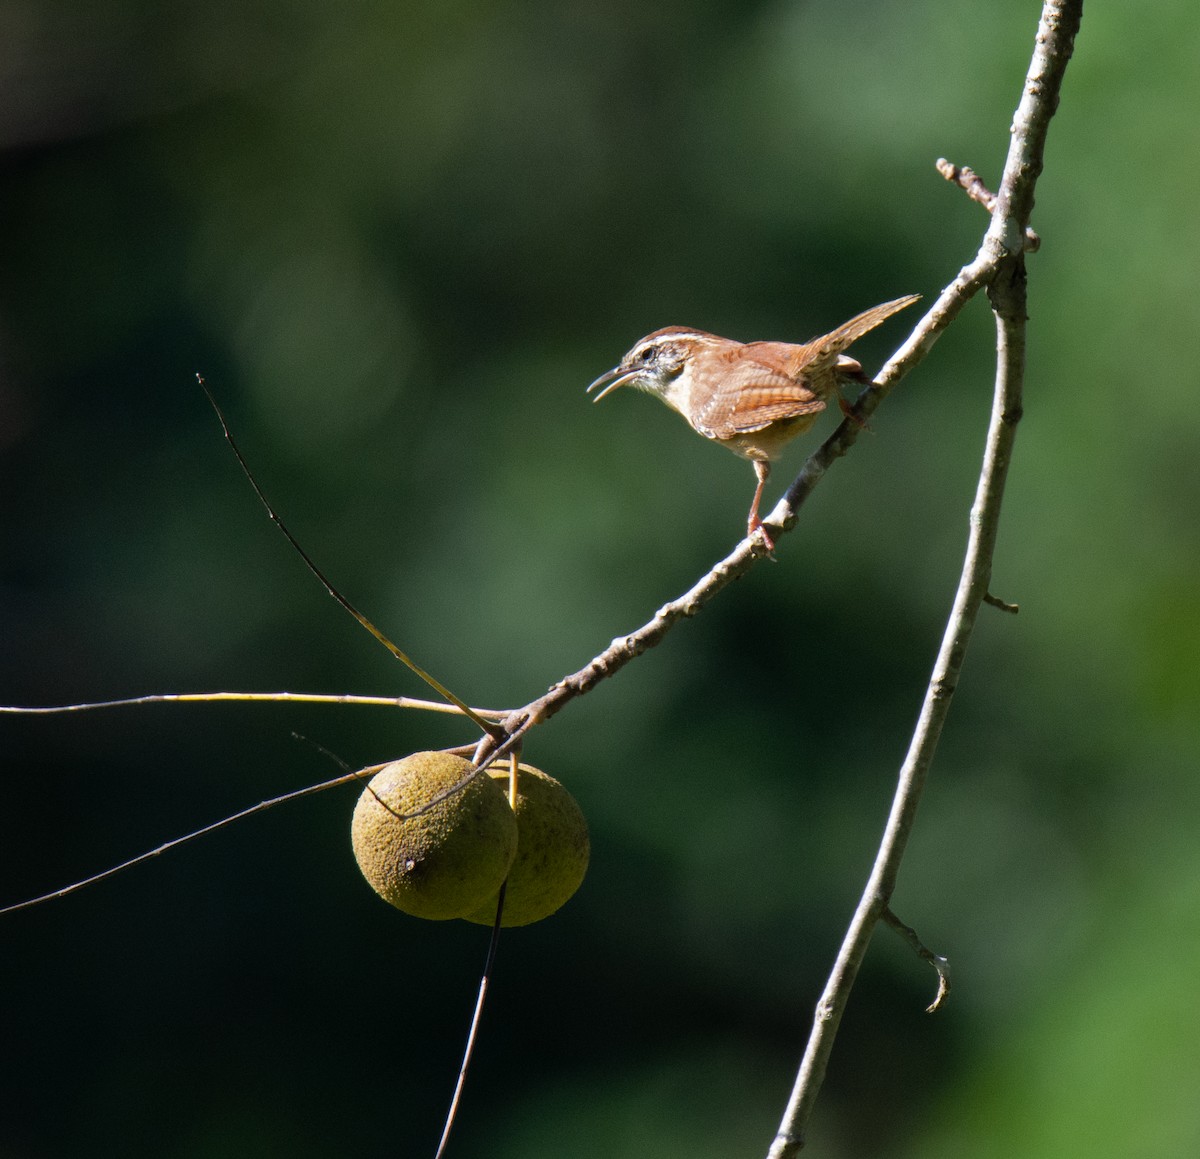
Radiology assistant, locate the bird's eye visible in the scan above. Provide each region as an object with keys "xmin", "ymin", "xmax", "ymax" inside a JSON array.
[{"xmin": 640, "ymin": 347, "xmax": 655, "ymax": 362}]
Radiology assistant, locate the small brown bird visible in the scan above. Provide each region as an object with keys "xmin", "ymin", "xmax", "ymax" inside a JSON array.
[{"xmin": 587, "ymin": 294, "xmax": 919, "ymax": 547}]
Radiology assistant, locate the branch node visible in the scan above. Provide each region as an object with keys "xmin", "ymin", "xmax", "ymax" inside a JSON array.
[{"xmin": 937, "ymin": 157, "xmax": 1041, "ymax": 252}]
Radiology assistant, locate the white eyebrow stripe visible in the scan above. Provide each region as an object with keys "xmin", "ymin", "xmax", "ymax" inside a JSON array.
[{"xmin": 627, "ymin": 330, "xmax": 709, "ymax": 360}]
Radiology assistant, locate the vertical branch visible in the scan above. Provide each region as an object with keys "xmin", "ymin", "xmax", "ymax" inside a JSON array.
[{"xmin": 766, "ymin": 2, "xmax": 1081, "ymax": 1155}]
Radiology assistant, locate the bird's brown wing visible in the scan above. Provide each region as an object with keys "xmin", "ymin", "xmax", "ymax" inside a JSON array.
[{"xmin": 691, "ymin": 356, "xmax": 826, "ymax": 440}]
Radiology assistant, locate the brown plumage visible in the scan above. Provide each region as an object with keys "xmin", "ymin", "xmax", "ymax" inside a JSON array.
[{"xmin": 588, "ymin": 295, "xmax": 919, "ymax": 546}]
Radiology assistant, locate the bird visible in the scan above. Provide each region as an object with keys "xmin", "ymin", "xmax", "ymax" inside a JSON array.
[{"xmin": 586, "ymin": 294, "xmax": 919, "ymax": 548}]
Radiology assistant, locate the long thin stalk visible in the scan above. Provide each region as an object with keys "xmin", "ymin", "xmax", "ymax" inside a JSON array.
[{"xmin": 766, "ymin": 3, "xmax": 1082, "ymax": 1154}]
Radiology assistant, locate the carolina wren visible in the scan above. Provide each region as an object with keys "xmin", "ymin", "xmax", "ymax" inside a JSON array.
[{"xmin": 587, "ymin": 294, "xmax": 919, "ymax": 547}]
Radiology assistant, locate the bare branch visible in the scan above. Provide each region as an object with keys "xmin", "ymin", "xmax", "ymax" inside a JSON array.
[{"xmin": 767, "ymin": 3, "xmax": 1082, "ymax": 1155}]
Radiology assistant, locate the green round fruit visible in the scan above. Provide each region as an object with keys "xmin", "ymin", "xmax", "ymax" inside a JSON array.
[
  {"xmin": 351, "ymin": 751, "xmax": 518, "ymax": 921},
  {"xmin": 463, "ymin": 763, "xmax": 589, "ymax": 928}
]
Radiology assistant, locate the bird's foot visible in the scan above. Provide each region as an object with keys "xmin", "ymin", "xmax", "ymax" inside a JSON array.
[{"xmin": 748, "ymin": 518, "xmax": 777, "ymax": 559}]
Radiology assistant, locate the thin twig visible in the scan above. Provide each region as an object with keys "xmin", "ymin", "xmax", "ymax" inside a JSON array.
[
  {"xmin": 0, "ymin": 691, "xmax": 510, "ymax": 719},
  {"xmin": 0, "ymin": 766, "xmax": 377, "ymax": 916},
  {"xmin": 433, "ymin": 754, "xmax": 518, "ymax": 1159},
  {"xmin": 937, "ymin": 158, "xmax": 1041, "ymax": 252},
  {"xmin": 0, "ymin": 732, "xmax": 521, "ymax": 916},
  {"xmin": 984, "ymin": 591, "xmax": 1020, "ymax": 614},
  {"xmin": 881, "ymin": 908, "xmax": 951, "ymax": 1014},
  {"xmin": 197, "ymin": 377, "xmax": 504, "ymax": 743},
  {"xmin": 767, "ymin": 3, "xmax": 1081, "ymax": 1155},
  {"xmin": 434, "ymin": 881, "xmax": 508, "ymax": 1159}
]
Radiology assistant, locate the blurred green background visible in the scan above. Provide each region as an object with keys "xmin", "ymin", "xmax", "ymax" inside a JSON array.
[{"xmin": 2, "ymin": 1, "xmax": 1198, "ymax": 1155}]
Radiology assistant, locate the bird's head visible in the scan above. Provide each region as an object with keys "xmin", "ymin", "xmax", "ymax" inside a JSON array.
[{"xmin": 586, "ymin": 327, "xmax": 711, "ymax": 410}]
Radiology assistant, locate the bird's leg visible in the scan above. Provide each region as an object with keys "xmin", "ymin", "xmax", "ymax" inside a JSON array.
[
  {"xmin": 747, "ymin": 459, "xmax": 774, "ymax": 550},
  {"xmin": 835, "ymin": 362, "xmax": 876, "ymax": 431},
  {"xmin": 837, "ymin": 393, "xmax": 872, "ymax": 431}
]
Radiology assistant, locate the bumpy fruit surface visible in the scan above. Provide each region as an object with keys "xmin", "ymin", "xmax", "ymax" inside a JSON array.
[
  {"xmin": 463, "ymin": 763, "xmax": 589, "ymax": 928},
  {"xmin": 351, "ymin": 751, "xmax": 518, "ymax": 920}
]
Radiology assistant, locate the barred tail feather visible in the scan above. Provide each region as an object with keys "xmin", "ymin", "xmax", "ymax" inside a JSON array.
[{"xmin": 803, "ymin": 294, "xmax": 921, "ymax": 367}]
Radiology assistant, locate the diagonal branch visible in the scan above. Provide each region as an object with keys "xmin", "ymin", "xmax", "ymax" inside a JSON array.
[
  {"xmin": 496, "ymin": 256, "xmax": 1000, "ymax": 746},
  {"xmin": 495, "ymin": 218, "xmax": 1012, "ymax": 749}
]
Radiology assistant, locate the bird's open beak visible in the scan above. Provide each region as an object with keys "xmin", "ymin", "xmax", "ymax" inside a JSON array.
[{"xmin": 586, "ymin": 366, "xmax": 639, "ymax": 402}]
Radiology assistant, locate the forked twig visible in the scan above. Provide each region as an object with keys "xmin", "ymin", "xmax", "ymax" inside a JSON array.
[{"xmin": 937, "ymin": 158, "xmax": 1042, "ymax": 252}]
